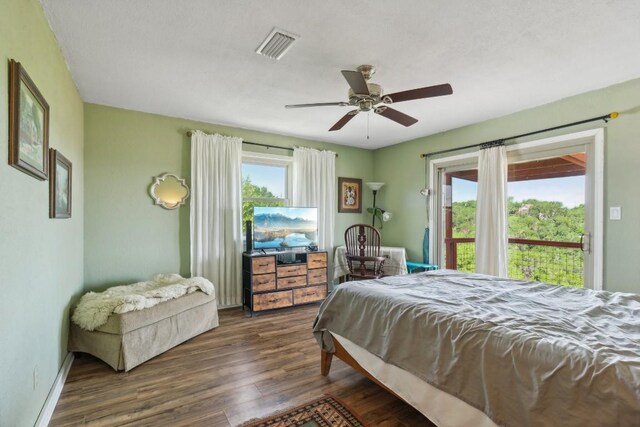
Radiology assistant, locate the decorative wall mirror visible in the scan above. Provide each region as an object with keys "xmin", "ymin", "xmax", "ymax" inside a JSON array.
[{"xmin": 149, "ymin": 173, "xmax": 190, "ymax": 209}]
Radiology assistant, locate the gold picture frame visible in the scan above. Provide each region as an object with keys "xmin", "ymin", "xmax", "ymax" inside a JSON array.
[
  {"xmin": 8, "ymin": 59, "xmax": 50, "ymax": 180},
  {"xmin": 338, "ymin": 177, "xmax": 362, "ymax": 213}
]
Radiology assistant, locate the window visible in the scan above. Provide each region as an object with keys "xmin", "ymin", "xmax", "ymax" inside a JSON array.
[{"xmin": 242, "ymin": 152, "xmax": 292, "ymax": 233}]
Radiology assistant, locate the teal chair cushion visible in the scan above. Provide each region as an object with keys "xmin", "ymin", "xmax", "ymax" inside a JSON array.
[{"xmin": 406, "ymin": 261, "xmax": 438, "ymax": 273}]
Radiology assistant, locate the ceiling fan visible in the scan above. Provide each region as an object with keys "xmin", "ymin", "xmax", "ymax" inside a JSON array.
[{"xmin": 285, "ymin": 65, "xmax": 453, "ymax": 131}]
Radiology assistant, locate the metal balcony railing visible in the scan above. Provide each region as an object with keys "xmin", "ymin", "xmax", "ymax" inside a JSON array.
[{"xmin": 445, "ymin": 238, "xmax": 584, "ymax": 288}]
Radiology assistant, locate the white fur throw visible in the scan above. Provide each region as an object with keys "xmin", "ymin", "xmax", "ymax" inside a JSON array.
[{"xmin": 72, "ymin": 274, "xmax": 215, "ymax": 331}]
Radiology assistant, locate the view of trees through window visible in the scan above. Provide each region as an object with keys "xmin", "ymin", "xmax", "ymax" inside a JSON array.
[
  {"xmin": 241, "ymin": 162, "xmax": 288, "ymax": 235},
  {"xmin": 242, "ymin": 176, "xmax": 285, "ymax": 229},
  {"xmin": 450, "ymin": 172, "xmax": 585, "ymax": 287}
]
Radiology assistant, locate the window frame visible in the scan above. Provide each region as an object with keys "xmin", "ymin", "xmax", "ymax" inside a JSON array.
[{"xmin": 242, "ymin": 151, "xmax": 293, "ymax": 206}]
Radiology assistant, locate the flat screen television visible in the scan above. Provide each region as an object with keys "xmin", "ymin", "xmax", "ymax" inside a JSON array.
[{"xmin": 253, "ymin": 206, "xmax": 318, "ymax": 249}]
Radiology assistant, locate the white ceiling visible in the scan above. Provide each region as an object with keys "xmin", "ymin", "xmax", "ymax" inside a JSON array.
[{"xmin": 41, "ymin": 0, "xmax": 640, "ymax": 149}]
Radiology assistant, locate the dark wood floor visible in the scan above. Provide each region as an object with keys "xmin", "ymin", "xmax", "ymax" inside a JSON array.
[{"xmin": 51, "ymin": 304, "xmax": 432, "ymax": 426}]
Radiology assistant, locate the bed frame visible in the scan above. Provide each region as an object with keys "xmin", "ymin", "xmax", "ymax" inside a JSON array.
[{"xmin": 321, "ymin": 339, "xmax": 402, "ymax": 400}]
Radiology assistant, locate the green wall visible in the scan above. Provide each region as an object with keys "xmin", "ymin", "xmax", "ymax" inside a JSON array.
[
  {"xmin": 84, "ymin": 104, "xmax": 374, "ymax": 290},
  {"xmin": 0, "ymin": 0, "xmax": 84, "ymax": 425},
  {"xmin": 373, "ymin": 78, "xmax": 640, "ymax": 293}
]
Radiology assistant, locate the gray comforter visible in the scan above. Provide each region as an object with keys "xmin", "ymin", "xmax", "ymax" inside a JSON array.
[{"xmin": 313, "ymin": 270, "xmax": 640, "ymax": 427}]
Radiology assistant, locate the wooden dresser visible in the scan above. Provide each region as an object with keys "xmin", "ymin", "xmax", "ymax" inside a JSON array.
[{"xmin": 242, "ymin": 251, "xmax": 328, "ymax": 314}]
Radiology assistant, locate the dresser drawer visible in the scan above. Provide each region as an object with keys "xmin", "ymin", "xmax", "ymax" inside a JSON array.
[
  {"xmin": 252, "ymin": 273, "xmax": 276, "ymax": 292},
  {"xmin": 307, "ymin": 252, "xmax": 327, "ymax": 269},
  {"xmin": 253, "ymin": 290, "xmax": 293, "ymax": 311},
  {"xmin": 293, "ymin": 285, "xmax": 327, "ymax": 304},
  {"xmin": 277, "ymin": 275, "xmax": 307, "ymax": 289},
  {"xmin": 252, "ymin": 256, "xmax": 276, "ymax": 274},
  {"xmin": 277, "ymin": 264, "xmax": 307, "ymax": 277},
  {"xmin": 308, "ymin": 268, "xmax": 327, "ymax": 285}
]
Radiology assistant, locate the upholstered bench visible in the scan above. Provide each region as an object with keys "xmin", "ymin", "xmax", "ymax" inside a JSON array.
[{"xmin": 69, "ymin": 290, "xmax": 218, "ymax": 371}]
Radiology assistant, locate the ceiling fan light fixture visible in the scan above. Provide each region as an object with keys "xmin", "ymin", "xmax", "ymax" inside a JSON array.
[
  {"xmin": 359, "ymin": 99, "xmax": 374, "ymax": 111},
  {"xmin": 255, "ymin": 27, "xmax": 299, "ymax": 60}
]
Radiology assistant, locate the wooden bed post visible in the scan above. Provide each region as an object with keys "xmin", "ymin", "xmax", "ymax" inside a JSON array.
[{"xmin": 321, "ymin": 350, "xmax": 333, "ymax": 376}]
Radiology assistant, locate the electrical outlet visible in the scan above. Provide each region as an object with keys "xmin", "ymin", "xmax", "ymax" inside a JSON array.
[
  {"xmin": 33, "ymin": 366, "xmax": 39, "ymax": 390},
  {"xmin": 610, "ymin": 206, "xmax": 621, "ymax": 220}
]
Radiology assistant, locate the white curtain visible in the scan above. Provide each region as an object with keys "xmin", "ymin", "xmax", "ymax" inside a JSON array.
[
  {"xmin": 475, "ymin": 145, "xmax": 508, "ymax": 277},
  {"xmin": 190, "ymin": 131, "xmax": 243, "ymax": 306},
  {"xmin": 292, "ymin": 147, "xmax": 336, "ymax": 254}
]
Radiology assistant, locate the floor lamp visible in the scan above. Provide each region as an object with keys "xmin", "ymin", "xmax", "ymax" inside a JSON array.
[{"xmin": 366, "ymin": 182, "xmax": 385, "ymax": 227}]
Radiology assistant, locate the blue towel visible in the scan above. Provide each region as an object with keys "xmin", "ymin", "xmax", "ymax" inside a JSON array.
[{"xmin": 423, "ymin": 227, "xmax": 430, "ymax": 264}]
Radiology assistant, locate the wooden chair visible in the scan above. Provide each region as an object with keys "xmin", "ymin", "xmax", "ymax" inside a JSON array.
[{"xmin": 344, "ymin": 224, "xmax": 386, "ymax": 281}]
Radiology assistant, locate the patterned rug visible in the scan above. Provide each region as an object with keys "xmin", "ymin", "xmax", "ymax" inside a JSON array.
[{"xmin": 241, "ymin": 395, "xmax": 367, "ymax": 427}]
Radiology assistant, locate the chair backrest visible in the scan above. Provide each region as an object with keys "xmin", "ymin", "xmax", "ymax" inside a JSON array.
[{"xmin": 344, "ymin": 224, "xmax": 382, "ymax": 257}]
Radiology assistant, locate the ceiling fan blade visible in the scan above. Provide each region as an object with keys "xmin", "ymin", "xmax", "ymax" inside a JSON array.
[
  {"xmin": 374, "ymin": 106, "xmax": 418, "ymax": 127},
  {"xmin": 285, "ymin": 102, "xmax": 349, "ymax": 108},
  {"xmin": 341, "ymin": 70, "xmax": 370, "ymax": 95},
  {"xmin": 329, "ymin": 110, "xmax": 359, "ymax": 131},
  {"xmin": 384, "ymin": 83, "xmax": 453, "ymax": 103}
]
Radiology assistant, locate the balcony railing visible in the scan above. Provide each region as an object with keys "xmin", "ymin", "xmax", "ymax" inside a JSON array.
[{"xmin": 445, "ymin": 237, "xmax": 584, "ymax": 288}]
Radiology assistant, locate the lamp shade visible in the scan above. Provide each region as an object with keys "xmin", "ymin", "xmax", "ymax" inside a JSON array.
[{"xmin": 366, "ymin": 182, "xmax": 385, "ymax": 191}]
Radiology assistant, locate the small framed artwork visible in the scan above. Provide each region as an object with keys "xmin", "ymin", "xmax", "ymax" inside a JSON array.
[
  {"xmin": 338, "ymin": 177, "xmax": 362, "ymax": 213},
  {"xmin": 49, "ymin": 149, "xmax": 72, "ymax": 218},
  {"xmin": 8, "ymin": 59, "xmax": 50, "ymax": 180}
]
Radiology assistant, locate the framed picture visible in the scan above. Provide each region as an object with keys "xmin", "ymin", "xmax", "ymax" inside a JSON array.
[
  {"xmin": 8, "ymin": 59, "xmax": 50, "ymax": 180},
  {"xmin": 338, "ymin": 177, "xmax": 362, "ymax": 213},
  {"xmin": 49, "ymin": 149, "xmax": 72, "ymax": 218}
]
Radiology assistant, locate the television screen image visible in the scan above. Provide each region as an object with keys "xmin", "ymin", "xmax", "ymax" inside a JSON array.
[{"xmin": 253, "ymin": 207, "xmax": 318, "ymax": 249}]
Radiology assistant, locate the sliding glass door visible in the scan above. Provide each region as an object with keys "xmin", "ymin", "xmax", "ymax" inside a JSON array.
[
  {"xmin": 441, "ymin": 168, "xmax": 478, "ymax": 272},
  {"xmin": 506, "ymin": 152, "xmax": 586, "ymax": 287},
  {"xmin": 430, "ymin": 130, "xmax": 603, "ymax": 289}
]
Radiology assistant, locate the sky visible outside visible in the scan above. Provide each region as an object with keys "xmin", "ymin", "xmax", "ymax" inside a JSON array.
[
  {"xmin": 453, "ymin": 175, "xmax": 585, "ymax": 208},
  {"xmin": 243, "ymin": 163, "xmax": 286, "ymax": 198},
  {"xmin": 244, "ymin": 160, "xmax": 586, "ymax": 209}
]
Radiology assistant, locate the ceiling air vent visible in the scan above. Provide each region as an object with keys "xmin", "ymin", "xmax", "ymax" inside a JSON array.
[{"xmin": 255, "ymin": 28, "xmax": 299, "ymax": 60}]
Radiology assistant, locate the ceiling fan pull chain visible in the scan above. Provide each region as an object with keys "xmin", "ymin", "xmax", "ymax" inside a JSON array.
[{"xmin": 367, "ymin": 112, "xmax": 370, "ymax": 140}]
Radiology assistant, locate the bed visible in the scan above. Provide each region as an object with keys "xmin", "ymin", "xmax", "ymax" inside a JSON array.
[{"xmin": 313, "ymin": 270, "xmax": 640, "ymax": 427}]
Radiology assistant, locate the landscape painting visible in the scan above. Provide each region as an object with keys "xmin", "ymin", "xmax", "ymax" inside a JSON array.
[
  {"xmin": 49, "ymin": 149, "xmax": 72, "ymax": 218},
  {"xmin": 8, "ymin": 60, "xmax": 50, "ymax": 180},
  {"xmin": 253, "ymin": 207, "xmax": 318, "ymax": 249}
]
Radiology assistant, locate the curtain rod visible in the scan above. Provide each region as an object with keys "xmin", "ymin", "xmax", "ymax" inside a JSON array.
[
  {"xmin": 186, "ymin": 131, "xmax": 338, "ymax": 156},
  {"xmin": 186, "ymin": 131, "xmax": 293, "ymax": 152},
  {"xmin": 419, "ymin": 112, "xmax": 618, "ymax": 159}
]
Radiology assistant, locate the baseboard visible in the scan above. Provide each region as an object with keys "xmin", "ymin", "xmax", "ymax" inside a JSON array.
[{"xmin": 35, "ymin": 352, "xmax": 74, "ymax": 427}]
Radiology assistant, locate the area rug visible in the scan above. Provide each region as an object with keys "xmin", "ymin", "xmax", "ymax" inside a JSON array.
[{"xmin": 240, "ymin": 395, "xmax": 367, "ymax": 427}]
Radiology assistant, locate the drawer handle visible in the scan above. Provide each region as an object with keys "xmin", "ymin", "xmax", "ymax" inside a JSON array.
[
  {"xmin": 257, "ymin": 263, "xmax": 270, "ymax": 267},
  {"xmin": 268, "ymin": 299, "xmax": 278, "ymax": 303}
]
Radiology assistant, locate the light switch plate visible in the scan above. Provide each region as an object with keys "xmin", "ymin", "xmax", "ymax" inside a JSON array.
[{"xmin": 610, "ymin": 206, "xmax": 621, "ymax": 220}]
